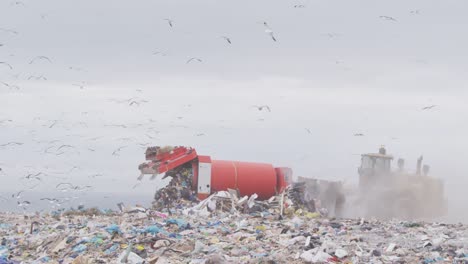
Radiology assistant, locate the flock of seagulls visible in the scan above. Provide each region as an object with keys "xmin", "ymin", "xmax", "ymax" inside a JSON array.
[
  {"xmin": 0, "ymin": 2, "xmax": 441, "ymax": 213},
  {"xmin": 158, "ymin": 16, "xmax": 280, "ymax": 64}
]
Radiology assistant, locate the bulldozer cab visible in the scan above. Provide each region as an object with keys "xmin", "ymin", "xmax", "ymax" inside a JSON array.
[{"xmin": 358, "ymin": 147, "xmax": 393, "ymax": 188}]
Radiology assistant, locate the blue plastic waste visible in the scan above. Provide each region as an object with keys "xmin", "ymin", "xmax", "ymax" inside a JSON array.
[
  {"xmin": 252, "ymin": 252, "xmax": 269, "ymax": 258},
  {"xmin": 145, "ymin": 225, "xmax": 162, "ymax": 235},
  {"xmin": 207, "ymin": 221, "xmax": 222, "ymax": 227},
  {"xmin": 104, "ymin": 224, "xmax": 121, "ymax": 234},
  {"xmin": 167, "ymin": 219, "xmax": 188, "ymax": 229},
  {"xmin": 90, "ymin": 235, "xmax": 104, "ymax": 246},
  {"xmin": 39, "ymin": 256, "xmax": 51, "ymax": 263},
  {"xmin": 0, "ymin": 246, "xmax": 8, "ymax": 258},
  {"xmin": 423, "ymin": 257, "xmax": 444, "ymax": 264},
  {"xmin": 72, "ymin": 244, "xmax": 87, "ymax": 253},
  {"xmin": 168, "ymin": 233, "xmax": 182, "ymax": 239},
  {"xmin": 104, "ymin": 244, "xmax": 118, "ymax": 255},
  {"xmin": 0, "ymin": 257, "xmax": 21, "ymax": 264}
]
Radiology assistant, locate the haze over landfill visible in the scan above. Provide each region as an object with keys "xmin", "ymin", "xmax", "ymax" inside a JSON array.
[{"xmin": 1, "ymin": 0, "xmax": 468, "ymax": 223}]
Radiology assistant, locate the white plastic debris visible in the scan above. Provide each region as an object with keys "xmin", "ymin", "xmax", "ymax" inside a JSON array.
[
  {"xmin": 312, "ymin": 251, "xmax": 333, "ymax": 262},
  {"xmin": 289, "ymin": 216, "xmax": 304, "ymax": 229},
  {"xmin": 117, "ymin": 251, "xmax": 144, "ymax": 264},
  {"xmin": 300, "ymin": 249, "xmax": 318, "ymax": 262},
  {"xmin": 237, "ymin": 196, "xmax": 248, "ymax": 206},
  {"xmin": 288, "ymin": 236, "xmax": 305, "ymax": 246},
  {"xmin": 423, "ymin": 241, "xmax": 432, "ymax": 248},
  {"xmin": 301, "ymin": 249, "xmax": 333, "ymax": 263},
  {"xmin": 382, "ymin": 255, "xmax": 401, "ymax": 262},
  {"xmin": 236, "ymin": 219, "xmax": 249, "ymax": 230},
  {"xmin": 386, "ymin": 243, "xmax": 397, "ymax": 253},
  {"xmin": 192, "ymin": 240, "xmax": 206, "ymax": 254},
  {"xmin": 335, "ymin": 248, "xmax": 348, "ymax": 258},
  {"xmin": 207, "ymin": 199, "xmax": 217, "ymax": 211},
  {"xmin": 247, "ymin": 193, "xmax": 258, "ymax": 208},
  {"xmin": 52, "ymin": 237, "xmax": 67, "ymax": 253},
  {"xmin": 431, "ymin": 237, "xmax": 446, "ymax": 246}
]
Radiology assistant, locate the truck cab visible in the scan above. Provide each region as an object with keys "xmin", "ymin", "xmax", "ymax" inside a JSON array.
[{"xmin": 358, "ymin": 147, "xmax": 393, "ymax": 189}]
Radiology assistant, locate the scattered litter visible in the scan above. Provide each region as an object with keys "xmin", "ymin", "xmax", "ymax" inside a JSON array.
[{"xmin": 0, "ymin": 190, "xmax": 466, "ymax": 263}]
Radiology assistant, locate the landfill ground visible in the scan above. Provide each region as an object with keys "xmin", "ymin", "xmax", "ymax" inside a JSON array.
[{"xmin": 0, "ymin": 203, "xmax": 467, "ymax": 264}]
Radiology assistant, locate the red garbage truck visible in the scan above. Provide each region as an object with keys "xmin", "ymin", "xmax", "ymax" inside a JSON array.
[{"xmin": 138, "ymin": 146, "xmax": 293, "ymax": 200}]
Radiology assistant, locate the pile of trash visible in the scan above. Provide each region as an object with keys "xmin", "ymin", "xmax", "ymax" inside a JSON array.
[
  {"xmin": 152, "ymin": 166, "xmax": 197, "ymax": 211},
  {"xmin": 0, "ymin": 192, "xmax": 467, "ymax": 264}
]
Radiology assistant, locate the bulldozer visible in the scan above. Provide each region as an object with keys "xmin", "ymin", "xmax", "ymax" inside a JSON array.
[{"xmin": 351, "ymin": 146, "xmax": 448, "ymax": 220}]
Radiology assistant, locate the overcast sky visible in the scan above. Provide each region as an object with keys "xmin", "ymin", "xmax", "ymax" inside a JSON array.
[{"xmin": 1, "ymin": 0, "xmax": 467, "ymax": 221}]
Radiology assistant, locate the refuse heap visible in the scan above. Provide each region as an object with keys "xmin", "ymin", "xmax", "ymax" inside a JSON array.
[
  {"xmin": 152, "ymin": 166, "xmax": 197, "ymax": 211},
  {"xmin": 0, "ymin": 192, "xmax": 467, "ymax": 264}
]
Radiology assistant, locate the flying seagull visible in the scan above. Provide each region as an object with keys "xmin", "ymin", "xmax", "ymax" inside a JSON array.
[
  {"xmin": 12, "ymin": 190, "xmax": 24, "ymax": 199},
  {"xmin": 321, "ymin": 33, "xmax": 341, "ymax": 39},
  {"xmin": 24, "ymin": 172, "xmax": 45, "ymax": 181},
  {"xmin": 40, "ymin": 198, "xmax": 59, "ymax": 204},
  {"xmin": 380, "ymin": 16, "xmax": 397, "ymax": 21},
  {"xmin": 305, "ymin": 128, "xmax": 311, "ymax": 134},
  {"xmin": 29, "ymin": 56, "xmax": 52, "ymax": 64},
  {"xmin": 72, "ymin": 81, "xmax": 86, "ymax": 89},
  {"xmin": 263, "ymin": 22, "xmax": 277, "ymax": 42},
  {"xmin": 0, "ymin": 28, "xmax": 18, "ymax": 34},
  {"xmin": 0, "ymin": 82, "xmax": 20, "ymax": 90},
  {"xmin": 57, "ymin": 144, "xmax": 75, "ymax": 151},
  {"xmin": 129, "ymin": 99, "xmax": 148, "ymax": 106},
  {"xmin": 252, "ymin": 105, "xmax": 271, "ymax": 112},
  {"xmin": 152, "ymin": 51, "xmax": 168, "ymax": 56},
  {"xmin": 221, "ymin": 36, "xmax": 232, "ymax": 44},
  {"xmin": 0, "ymin": 142, "xmax": 23, "ymax": 147},
  {"xmin": 10, "ymin": 1, "xmax": 25, "ymax": 6},
  {"xmin": 17, "ymin": 200, "xmax": 31, "ymax": 208},
  {"xmin": 186, "ymin": 57, "xmax": 202, "ymax": 64},
  {"xmin": 422, "ymin": 105, "xmax": 437, "ymax": 110},
  {"xmin": 56, "ymin": 183, "xmax": 73, "ymax": 189},
  {"xmin": 73, "ymin": 185, "xmax": 92, "ymax": 191},
  {"xmin": 48, "ymin": 120, "xmax": 59, "ymax": 128},
  {"xmin": 0, "ymin": 119, "xmax": 13, "ymax": 124},
  {"xmin": 112, "ymin": 146, "xmax": 127, "ymax": 156},
  {"xmin": 0, "ymin": 62, "xmax": 13, "ymax": 70},
  {"xmin": 27, "ymin": 75, "xmax": 47, "ymax": 81},
  {"xmin": 164, "ymin": 19, "xmax": 174, "ymax": 27}
]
